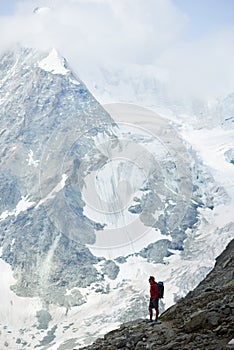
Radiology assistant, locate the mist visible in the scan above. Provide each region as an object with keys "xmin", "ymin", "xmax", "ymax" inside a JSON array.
[{"xmin": 0, "ymin": 0, "xmax": 234, "ymax": 100}]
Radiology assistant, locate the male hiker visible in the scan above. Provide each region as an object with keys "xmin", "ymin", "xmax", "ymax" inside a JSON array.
[{"xmin": 148, "ymin": 276, "xmax": 159, "ymax": 322}]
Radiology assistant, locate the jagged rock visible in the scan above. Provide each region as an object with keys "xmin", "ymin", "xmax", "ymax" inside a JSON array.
[
  {"xmin": 183, "ymin": 310, "xmax": 208, "ymax": 331},
  {"xmin": 128, "ymin": 203, "xmax": 142, "ymax": 214},
  {"xmin": 101, "ymin": 260, "xmax": 119, "ymax": 280},
  {"xmin": 139, "ymin": 239, "xmax": 172, "ymax": 263},
  {"xmin": 36, "ymin": 310, "xmax": 52, "ymax": 329},
  {"xmin": 224, "ymin": 149, "xmax": 234, "ymax": 165}
]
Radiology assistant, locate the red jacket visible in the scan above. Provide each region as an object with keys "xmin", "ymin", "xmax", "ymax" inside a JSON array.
[{"xmin": 150, "ymin": 281, "xmax": 159, "ymax": 299}]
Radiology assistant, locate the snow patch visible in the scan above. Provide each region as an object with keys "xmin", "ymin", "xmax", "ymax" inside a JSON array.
[
  {"xmin": 0, "ymin": 210, "xmax": 10, "ymax": 221},
  {"xmin": 38, "ymin": 49, "xmax": 69, "ymax": 75},
  {"xmin": 27, "ymin": 149, "xmax": 39, "ymax": 167},
  {"xmin": 0, "ymin": 196, "xmax": 35, "ymax": 221},
  {"xmin": 36, "ymin": 174, "xmax": 68, "ymax": 208},
  {"xmin": 15, "ymin": 196, "xmax": 35, "ymax": 216},
  {"xmin": 69, "ymin": 77, "xmax": 80, "ymax": 86},
  {"xmin": 88, "ymin": 226, "xmax": 166, "ymax": 260}
]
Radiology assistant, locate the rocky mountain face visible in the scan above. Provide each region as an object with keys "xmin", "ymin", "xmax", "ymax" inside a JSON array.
[
  {"xmin": 0, "ymin": 47, "xmax": 117, "ymax": 306},
  {"xmin": 78, "ymin": 239, "xmax": 234, "ymax": 350}
]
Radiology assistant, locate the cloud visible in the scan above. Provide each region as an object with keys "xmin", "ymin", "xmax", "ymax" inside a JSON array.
[
  {"xmin": 157, "ymin": 26, "xmax": 234, "ymax": 99},
  {"xmin": 0, "ymin": 0, "xmax": 188, "ymax": 61},
  {"xmin": 0, "ymin": 0, "xmax": 233, "ymax": 100}
]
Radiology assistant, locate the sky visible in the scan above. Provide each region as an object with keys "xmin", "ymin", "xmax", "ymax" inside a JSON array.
[
  {"xmin": 0, "ymin": 0, "xmax": 17, "ymax": 15},
  {"xmin": 0, "ymin": 0, "xmax": 234, "ymax": 100},
  {"xmin": 173, "ymin": 0, "xmax": 234, "ymax": 38}
]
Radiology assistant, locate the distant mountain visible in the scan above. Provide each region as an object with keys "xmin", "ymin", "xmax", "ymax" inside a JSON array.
[{"xmin": 80, "ymin": 63, "xmax": 234, "ymax": 130}]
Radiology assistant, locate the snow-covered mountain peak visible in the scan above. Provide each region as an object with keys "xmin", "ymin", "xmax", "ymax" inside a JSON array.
[{"xmin": 38, "ymin": 48, "xmax": 69, "ymax": 75}]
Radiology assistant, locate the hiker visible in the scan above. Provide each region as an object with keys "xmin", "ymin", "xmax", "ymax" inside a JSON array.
[{"xmin": 148, "ymin": 276, "xmax": 159, "ymax": 322}]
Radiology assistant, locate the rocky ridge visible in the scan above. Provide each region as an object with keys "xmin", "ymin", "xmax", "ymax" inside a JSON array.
[{"xmin": 78, "ymin": 239, "xmax": 234, "ymax": 350}]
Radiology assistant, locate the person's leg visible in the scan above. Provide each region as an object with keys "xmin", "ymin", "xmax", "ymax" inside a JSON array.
[
  {"xmin": 154, "ymin": 299, "xmax": 159, "ymax": 321},
  {"xmin": 149, "ymin": 307, "xmax": 153, "ymax": 321},
  {"xmin": 155, "ymin": 307, "xmax": 159, "ymax": 321}
]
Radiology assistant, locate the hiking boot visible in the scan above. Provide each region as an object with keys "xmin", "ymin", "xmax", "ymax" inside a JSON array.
[{"xmin": 146, "ymin": 319, "xmax": 153, "ymax": 323}]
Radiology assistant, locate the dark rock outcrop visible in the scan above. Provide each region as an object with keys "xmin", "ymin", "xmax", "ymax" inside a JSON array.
[{"xmin": 78, "ymin": 239, "xmax": 234, "ymax": 349}]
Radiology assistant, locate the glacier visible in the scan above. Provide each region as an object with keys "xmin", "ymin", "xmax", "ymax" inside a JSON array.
[{"xmin": 0, "ymin": 46, "xmax": 233, "ymax": 349}]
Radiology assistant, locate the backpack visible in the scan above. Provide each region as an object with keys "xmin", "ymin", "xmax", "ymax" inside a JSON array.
[{"xmin": 157, "ymin": 281, "xmax": 164, "ymax": 298}]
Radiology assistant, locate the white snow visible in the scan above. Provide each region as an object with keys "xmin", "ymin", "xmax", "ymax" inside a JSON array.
[
  {"xmin": 180, "ymin": 126, "xmax": 234, "ymax": 225},
  {"xmin": 0, "ymin": 210, "xmax": 10, "ymax": 221},
  {"xmin": 87, "ymin": 226, "xmax": 166, "ymax": 259},
  {"xmin": 36, "ymin": 173, "xmax": 68, "ymax": 208},
  {"xmin": 0, "ymin": 196, "xmax": 35, "ymax": 221},
  {"xmin": 38, "ymin": 49, "xmax": 69, "ymax": 75},
  {"xmin": 15, "ymin": 196, "xmax": 35, "ymax": 216},
  {"xmin": 0, "ymin": 257, "xmax": 43, "ymax": 350},
  {"xmin": 82, "ymin": 157, "xmax": 146, "ymax": 227},
  {"xmin": 27, "ymin": 149, "xmax": 39, "ymax": 167},
  {"xmin": 69, "ymin": 77, "xmax": 80, "ymax": 85}
]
